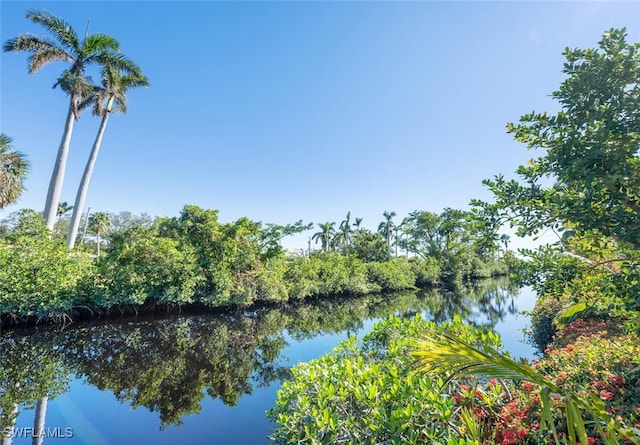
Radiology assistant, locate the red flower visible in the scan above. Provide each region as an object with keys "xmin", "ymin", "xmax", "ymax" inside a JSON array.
[
  {"xmin": 606, "ymin": 374, "xmax": 624, "ymax": 386},
  {"xmin": 522, "ymin": 381, "xmax": 534, "ymax": 393},
  {"xmin": 599, "ymin": 390, "xmax": 614, "ymax": 401}
]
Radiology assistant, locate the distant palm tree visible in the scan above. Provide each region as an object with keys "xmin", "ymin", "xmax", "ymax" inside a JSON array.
[
  {"xmin": 56, "ymin": 201, "xmax": 73, "ymax": 222},
  {"xmin": 3, "ymin": 10, "xmax": 141, "ymax": 230},
  {"xmin": 353, "ymin": 217, "xmax": 363, "ymax": 232},
  {"xmin": 0, "ymin": 133, "xmax": 29, "ymax": 209},
  {"xmin": 378, "ymin": 210, "xmax": 396, "ymax": 258},
  {"xmin": 331, "ymin": 231, "xmax": 345, "ymax": 250},
  {"xmin": 312, "ymin": 222, "xmax": 335, "ymax": 252},
  {"xmin": 67, "ymin": 64, "xmax": 148, "ymax": 249},
  {"xmin": 88, "ymin": 211, "xmax": 110, "ymax": 256},
  {"xmin": 337, "ymin": 211, "xmax": 353, "ymax": 252},
  {"xmin": 399, "ymin": 217, "xmax": 411, "ymax": 258},
  {"xmin": 393, "ymin": 226, "xmax": 399, "ymax": 258},
  {"xmin": 500, "ymin": 233, "xmax": 510, "ymax": 251}
]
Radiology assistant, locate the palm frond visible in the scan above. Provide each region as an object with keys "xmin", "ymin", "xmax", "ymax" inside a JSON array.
[
  {"xmin": 411, "ymin": 331, "xmax": 557, "ymax": 390},
  {"xmin": 0, "ymin": 134, "xmax": 12, "ymax": 148},
  {"xmin": 555, "ymin": 302, "xmax": 590, "ymax": 327},
  {"xmin": 4, "ymin": 34, "xmax": 60, "ymax": 54},
  {"xmin": 91, "ymin": 49, "xmax": 139, "ymax": 73},
  {"xmin": 83, "ymin": 33, "xmax": 120, "ymax": 54},
  {"xmin": 28, "ymin": 47, "xmax": 73, "ymax": 73},
  {"xmin": 0, "ymin": 134, "xmax": 29, "ymax": 209},
  {"xmin": 26, "ymin": 10, "xmax": 79, "ymax": 53}
]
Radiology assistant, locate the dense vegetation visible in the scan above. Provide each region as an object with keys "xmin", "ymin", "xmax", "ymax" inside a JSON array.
[
  {"xmin": 269, "ymin": 316, "xmax": 640, "ymax": 444},
  {"xmin": 0, "ymin": 204, "xmax": 510, "ymax": 323}
]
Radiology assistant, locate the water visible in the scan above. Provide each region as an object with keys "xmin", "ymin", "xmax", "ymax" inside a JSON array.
[{"xmin": 0, "ymin": 280, "xmax": 537, "ymax": 444}]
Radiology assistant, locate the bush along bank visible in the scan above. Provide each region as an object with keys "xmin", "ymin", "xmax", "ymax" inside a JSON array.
[{"xmin": 0, "ymin": 208, "xmax": 512, "ymax": 326}]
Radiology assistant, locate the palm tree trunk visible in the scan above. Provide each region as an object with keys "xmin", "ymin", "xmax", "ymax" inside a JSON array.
[
  {"xmin": 80, "ymin": 206, "xmax": 90, "ymax": 244},
  {"xmin": 32, "ymin": 395, "xmax": 47, "ymax": 445},
  {"xmin": 395, "ymin": 231, "xmax": 398, "ymax": 258},
  {"xmin": 67, "ymin": 111, "xmax": 111, "ymax": 248},
  {"xmin": 97, "ymin": 231, "xmax": 101, "ymax": 256},
  {"xmin": 43, "ymin": 104, "xmax": 76, "ymax": 231}
]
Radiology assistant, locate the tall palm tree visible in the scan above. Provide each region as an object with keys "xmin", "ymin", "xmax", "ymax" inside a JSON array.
[
  {"xmin": 66, "ymin": 65, "xmax": 148, "ymax": 248},
  {"xmin": 0, "ymin": 134, "xmax": 29, "ymax": 209},
  {"xmin": 312, "ymin": 222, "xmax": 335, "ymax": 252},
  {"xmin": 3, "ymin": 10, "xmax": 141, "ymax": 230},
  {"xmin": 378, "ymin": 210, "xmax": 396, "ymax": 258},
  {"xmin": 88, "ymin": 211, "xmax": 110, "ymax": 256}
]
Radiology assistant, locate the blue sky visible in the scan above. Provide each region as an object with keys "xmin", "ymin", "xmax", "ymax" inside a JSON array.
[{"xmin": 1, "ymin": 1, "xmax": 639, "ymax": 250}]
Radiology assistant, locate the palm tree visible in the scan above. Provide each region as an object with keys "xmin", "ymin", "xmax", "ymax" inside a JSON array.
[
  {"xmin": 88, "ymin": 211, "xmax": 110, "ymax": 256},
  {"xmin": 337, "ymin": 211, "xmax": 353, "ymax": 252},
  {"xmin": 3, "ymin": 10, "xmax": 141, "ymax": 230},
  {"xmin": 399, "ymin": 217, "xmax": 411, "ymax": 258},
  {"xmin": 66, "ymin": 65, "xmax": 148, "ymax": 249},
  {"xmin": 0, "ymin": 133, "xmax": 29, "ymax": 209},
  {"xmin": 56, "ymin": 201, "xmax": 72, "ymax": 222},
  {"xmin": 353, "ymin": 217, "xmax": 363, "ymax": 232},
  {"xmin": 393, "ymin": 226, "xmax": 399, "ymax": 258},
  {"xmin": 312, "ymin": 222, "xmax": 335, "ymax": 252},
  {"xmin": 378, "ymin": 210, "xmax": 396, "ymax": 258},
  {"xmin": 499, "ymin": 233, "xmax": 510, "ymax": 251}
]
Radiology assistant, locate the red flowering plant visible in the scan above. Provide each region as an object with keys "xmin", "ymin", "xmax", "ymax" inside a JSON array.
[
  {"xmin": 533, "ymin": 319, "xmax": 640, "ymax": 441},
  {"xmin": 412, "ymin": 318, "xmax": 640, "ymax": 445}
]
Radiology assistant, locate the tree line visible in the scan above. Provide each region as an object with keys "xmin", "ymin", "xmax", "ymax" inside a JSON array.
[{"xmin": 0, "ymin": 203, "xmax": 511, "ymax": 322}]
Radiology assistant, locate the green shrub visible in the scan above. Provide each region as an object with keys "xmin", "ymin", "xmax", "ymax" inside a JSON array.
[
  {"xmin": 366, "ymin": 258, "xmax": 417, "ymax": 292},
  {"xmin": 0, "ymin": 212, "xmax": 94, "ymax": 316},
  {"xmin": 97, "ymin": 227, "xmax": 201, "ymax": 306},
  {"xmin": 283, "ymin": 256, "xmax": 321, "ymax": 300},
  {"xmin": 230, "ymin": 256, "xmax": 289, "ymax": 304},
  {"xmin": 284, "ymin": 253, "xmax": 374, "ymax": 299},
  {"xmin": 268, "ymin": 315, "xmax": 503, "ymax": 444},
  {"xmin": 408, "ymin": 257, "xmax": 441, "ymax": 286},
  {"xmin": 528, "ymin": 293, "xmax": 564, "ymax": 351}
]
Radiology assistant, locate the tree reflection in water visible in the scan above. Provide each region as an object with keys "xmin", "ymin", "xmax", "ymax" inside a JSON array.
[{"xmin": 0, "ymin": 279, "xmax": 520, "ymax": 431}]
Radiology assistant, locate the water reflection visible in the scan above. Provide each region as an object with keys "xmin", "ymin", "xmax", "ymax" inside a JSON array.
[{"xmin": 0, "ymin": 280, "xmax": 521, "ymax": 437}]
